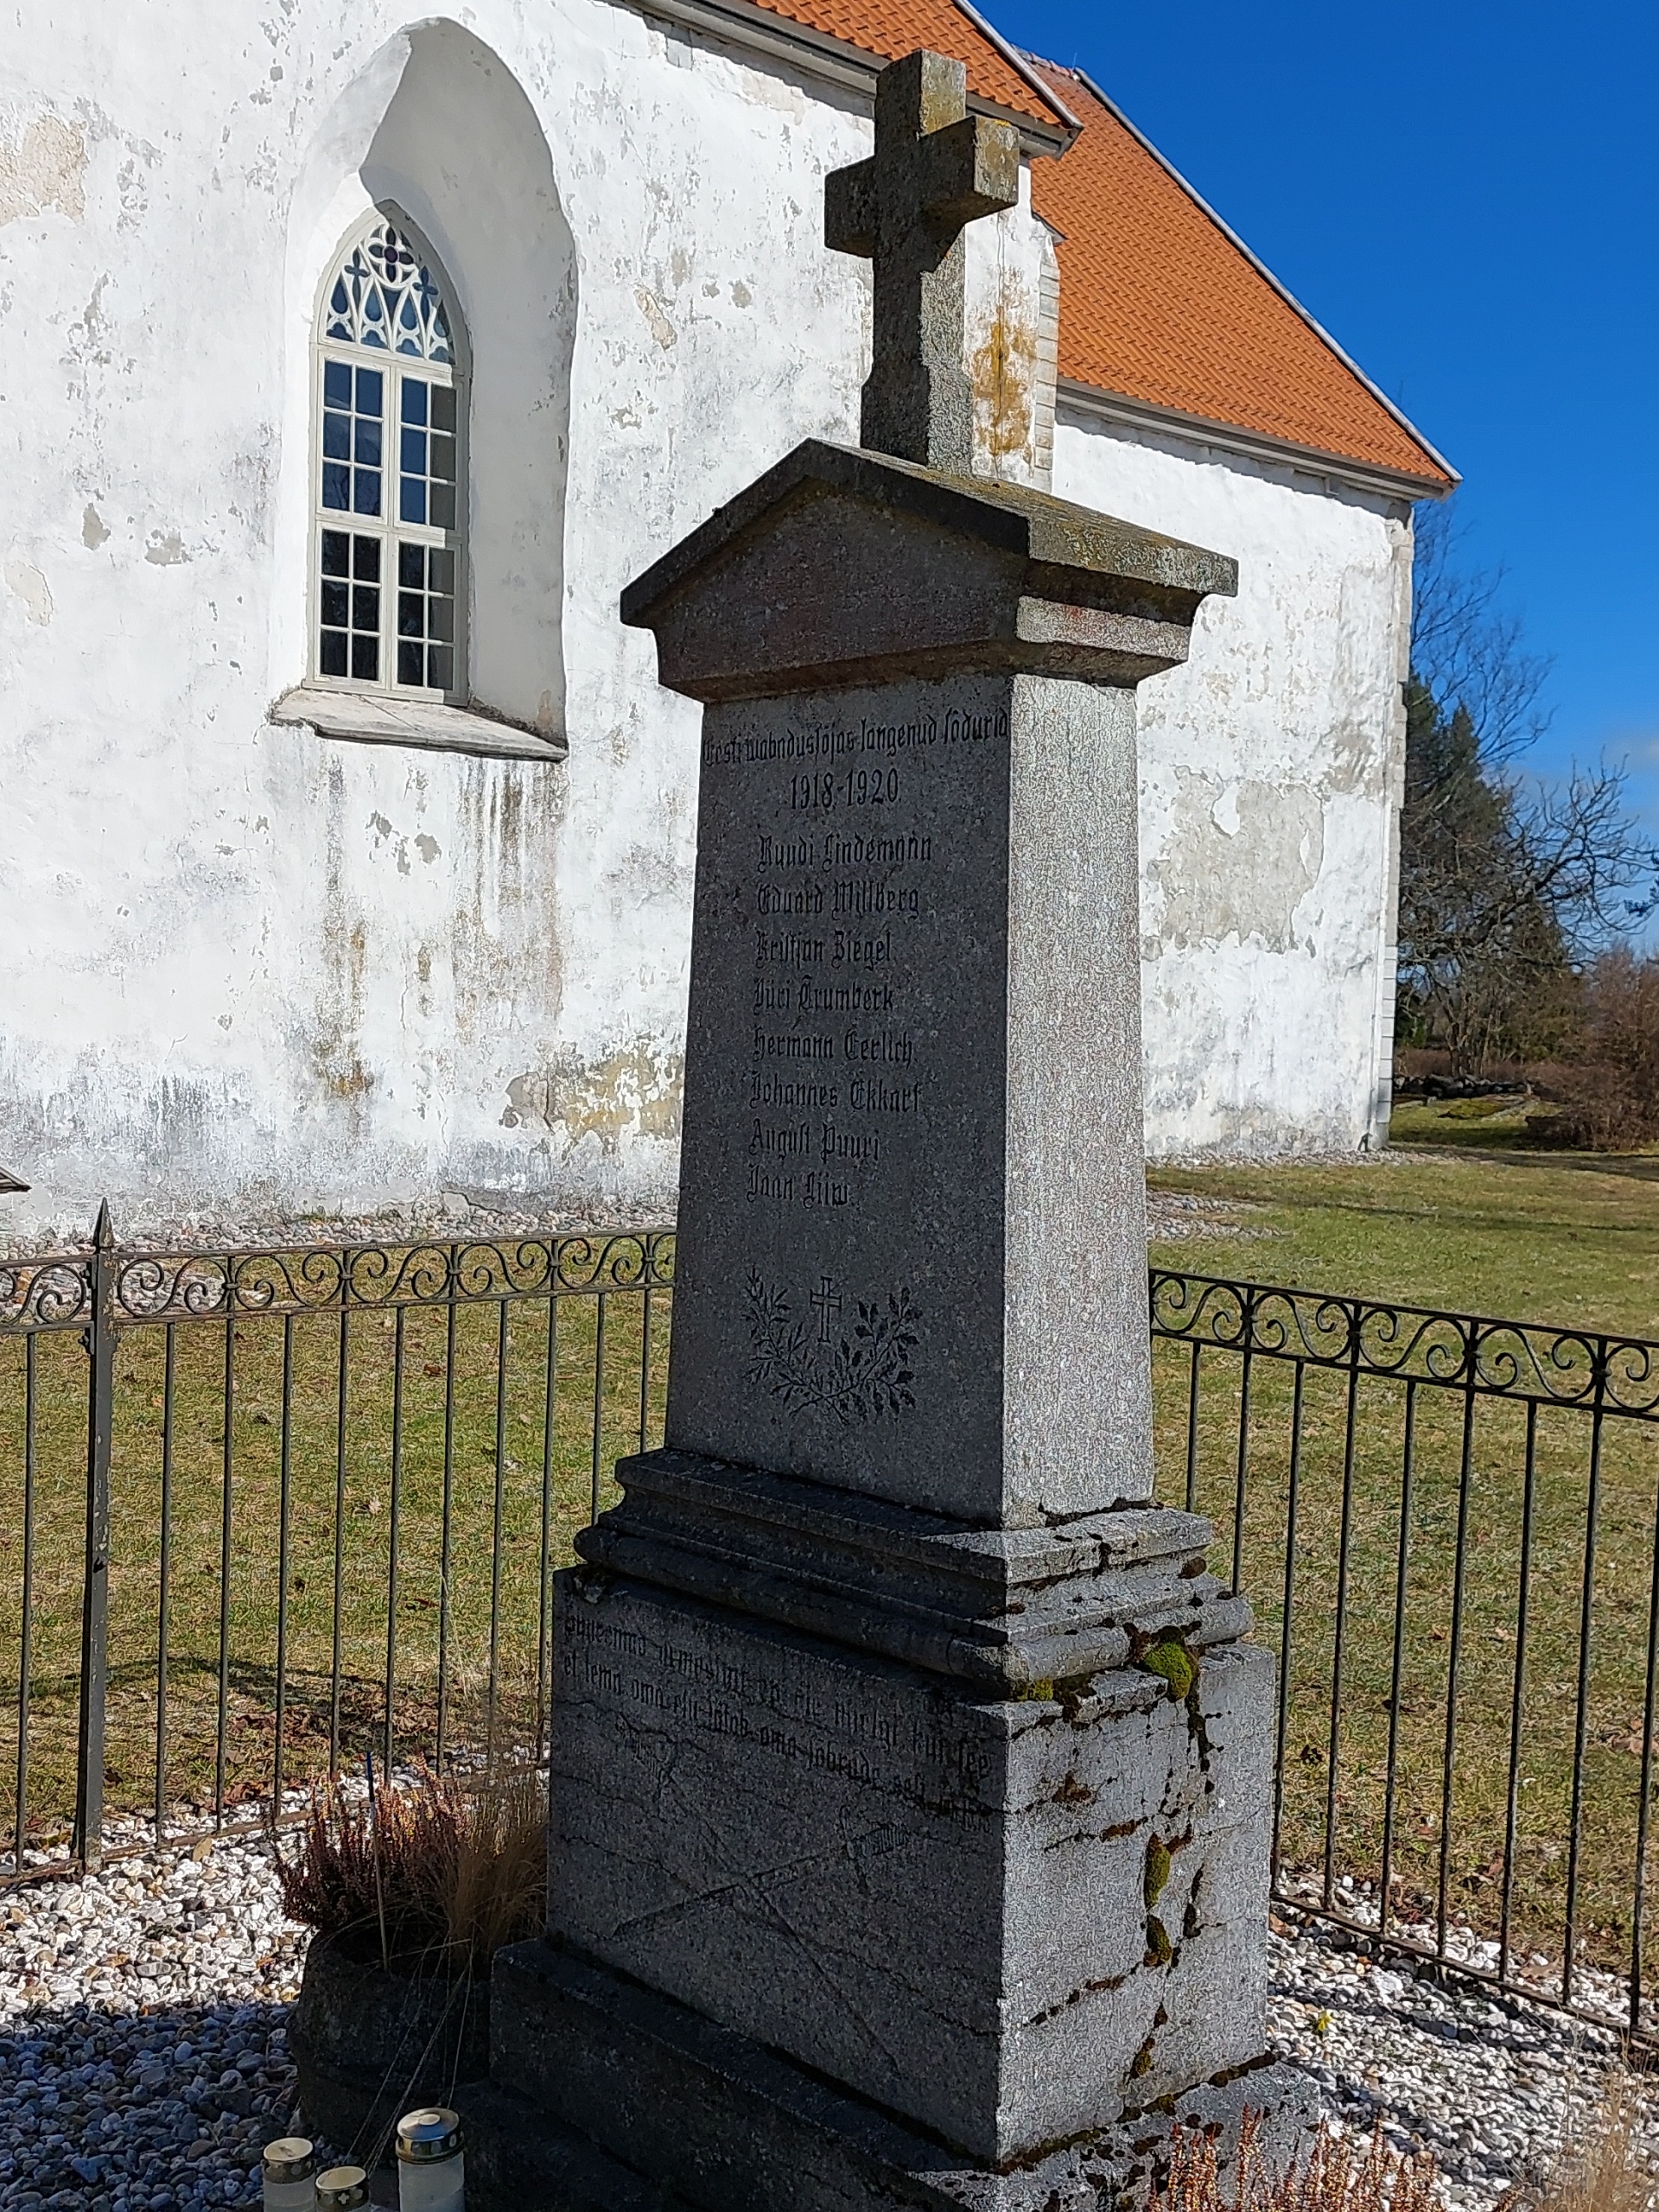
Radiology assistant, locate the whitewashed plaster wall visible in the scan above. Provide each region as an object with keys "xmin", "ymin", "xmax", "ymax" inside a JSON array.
[
  {"xmin": 1052, "ymin": 407, "xmax": 1414, "ymax": 1157},
  {"xmin": 0, "ymin": 3, "xmax": 1055, "ymax": 1241},
  {"xmin": 0, "ymin": 0, "xmax": 1404, "ymax": 1243}
]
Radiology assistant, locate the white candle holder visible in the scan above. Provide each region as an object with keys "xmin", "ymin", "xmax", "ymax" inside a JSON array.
[
  {"xmin": 315, "ymin": 2164, "xmax": 370, "ymax": 2209},
  {"xmin": 397, "ymin": 2105, "xmax": 465, "ymax": 2210},
  {"xmin": 261, "ymin": 2136, "xmax": 318, "ymax": 2209}
]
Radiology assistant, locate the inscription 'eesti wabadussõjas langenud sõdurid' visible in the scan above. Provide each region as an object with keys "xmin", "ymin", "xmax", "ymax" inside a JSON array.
[{"xmin": 472, "ymin": 48, "xmax": 1313, "ymax": 2212}]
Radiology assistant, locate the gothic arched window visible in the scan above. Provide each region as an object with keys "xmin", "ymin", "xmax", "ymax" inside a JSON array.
[{"xmin": 312, "ymin": 217, "xmax": 466, "ymax": 698}]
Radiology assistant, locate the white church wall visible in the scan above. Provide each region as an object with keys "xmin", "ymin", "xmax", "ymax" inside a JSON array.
[
  {"xmin": 0, "ymin": 3, "xmax": 1058, "ymax": 1243},
  {"xmin": 1052, "ymin": 404, "xmax": 1414, "ymax": 1158},
  {"xmin": 0, "ymin": 0, "xmax": 1405, "ymax": 1244}
]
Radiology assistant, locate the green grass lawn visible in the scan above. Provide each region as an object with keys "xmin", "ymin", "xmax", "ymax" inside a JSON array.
[
  {"xmin": 1148, "ymin": 1111, "xmax": 1659, "ymax": 1989},
  {"xmin": 1148, "ymin": 1109, "xmax": 1659, "ymax": 1338}
]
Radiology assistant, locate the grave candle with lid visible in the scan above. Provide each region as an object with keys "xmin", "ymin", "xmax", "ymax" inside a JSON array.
[
  {"xmin": 397, "ymin": 2105, "xmax": 464, "ymax": 2210},
  {"xmin": 261, "ymin": 2136, "xmax": 317, "ymax": 2210}
]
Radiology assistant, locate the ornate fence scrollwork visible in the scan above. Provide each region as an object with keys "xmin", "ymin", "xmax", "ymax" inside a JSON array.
[
  {"xmin": 0, "ymin": 1255, "xmax": 94, "ymax": 1333},
  {"xmin": 90, "ymin": 1227, "xmax": 677, "ymax": 1327},
  {"xmin": 1149, "ymin": 1269, "xmax": 1659, "ymax": 1421}
]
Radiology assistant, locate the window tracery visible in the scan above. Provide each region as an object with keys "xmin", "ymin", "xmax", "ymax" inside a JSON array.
[{"xmin": 312, "ymin": 219, "xmax": 464, "ymax": 698}]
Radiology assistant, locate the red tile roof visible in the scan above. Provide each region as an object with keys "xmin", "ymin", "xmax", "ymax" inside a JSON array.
[
  {"xmin": 1025, "ymin": 62, "xmax": 1453, "ymax": 488},
  {"xmin": 744, "ymin": 0, "xmax": 1064, "ymax": 124},
  {"xmin": 750, "ymin": 3, "xmax": 1453, "ymax": 488}
]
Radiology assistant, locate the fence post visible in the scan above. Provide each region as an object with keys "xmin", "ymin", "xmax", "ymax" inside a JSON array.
[{"xmin": 73, "ymin": 1200, "xmax": 114, "ymax": 1872}]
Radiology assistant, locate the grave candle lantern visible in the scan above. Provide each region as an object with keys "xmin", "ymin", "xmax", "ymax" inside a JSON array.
[
  {"xmin": 396, "ymin": 2105, "xmax": 464, "ymax": 2209},
  {"xmin": 261, "ymin": 2136, "xmax": 317, "ymax": 2209},
  {"xmin": 315, "ymin": 2166, "xmax": 369, "ymax": 2209}
]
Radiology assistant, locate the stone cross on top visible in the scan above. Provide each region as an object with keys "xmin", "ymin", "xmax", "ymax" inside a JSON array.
[{"xmin": 825, "ymin": 48, "xmax": 1019, "ymax": 475}]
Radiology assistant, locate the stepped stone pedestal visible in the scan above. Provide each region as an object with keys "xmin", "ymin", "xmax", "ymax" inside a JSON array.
[{"xmin": 461, "ymin": 432, "xmax": 1309, "ymax": 2210}]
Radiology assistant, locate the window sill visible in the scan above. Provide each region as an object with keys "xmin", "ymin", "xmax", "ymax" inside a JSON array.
[{"xmin": 270, "ymin": 685, "xmax": 568, "ymax": 762}]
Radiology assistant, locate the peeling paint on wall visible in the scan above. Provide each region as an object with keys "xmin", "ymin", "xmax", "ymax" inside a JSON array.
[
  {"xmin": 502, "ymin": 1040, "xmax": 683, "ymax": 1157},
  {"xmin": 1153, "ymin": 771, "xmax": 1325, "ymax": 955},
  {"xmin": 3, "ymin": 558, "xmax": 53, "ymax": 626},
  {"xmin": 0, "ymin": 114, "xmax": 86, "ymax": 226}
]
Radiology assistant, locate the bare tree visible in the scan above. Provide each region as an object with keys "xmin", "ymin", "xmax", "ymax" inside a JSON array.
[
  {"xmin": 1410, "ymin": 501, "xmax": 1554, "ymax": 765},
  {"xmin": 1397, "ymin": 505, "xmax": 1656, "ymax": 1071}
]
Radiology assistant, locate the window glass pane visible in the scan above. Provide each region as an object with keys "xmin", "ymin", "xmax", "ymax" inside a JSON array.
[
  {"xmin": 430, "ymin": 434, "xmax": 455, "ymax": 484},
  {"xmin": 353, "ymin": 471, "xmax": 381, "ymax": 517},
  {"xmin": 429, "ymin": 484, "xmax": 455, "ymax": 531},
  {"xmin": 400, "ymin": 480, "xmax": 426, "ymax": 525},
  {"xmin": 355, "ymin": 366, "xmax": 383, "ymax": 415},
  {"xmin": 401, "ymin": 426, "xmax": 426, "ymax": 474},
  {"xmin": 354, "ymin": 418, "xmax": 382, "ymax": 466},
  {"xmin": 318, "ymin": 530, "xmax": 386, "ymax": 685},
  {"xmin": 402, "ymin": 380, "xmax": 428, "ymax": 426},
  {"xmin": 431, "ymin": 386, "xmax": 456, "ymax": 433},
  {"xmin": 391, "ymin": 536, "xmax": 458, "ymax": 691},
  {"xmin": 322, "ymin": 412, "xmax": 351, "ymax": 461},
  {"xmin": 324, "ymin": 359, "xmax": 352, "ymax": 407},
  {"xmin": 322, "ymin": 464, "xmax": 349, "ymax": 511}
]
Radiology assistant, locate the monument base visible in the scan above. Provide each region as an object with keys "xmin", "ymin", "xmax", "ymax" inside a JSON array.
[{"xmin": 462, "ymin": 1941, "xmax": 1313, "ymax": 2212}]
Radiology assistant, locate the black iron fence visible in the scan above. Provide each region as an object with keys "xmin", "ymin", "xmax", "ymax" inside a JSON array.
[
  {"xmin": 1151, "ymin": 1270, "xmax": 1659, "ymax": 2038},
  {"xmin": 0, "ymin": 1210, "xmax": 672, "ymax": 1873},
  {"xmin": 4, "ymin": 1218, "xmax": 1659, "ymax": 2042}
]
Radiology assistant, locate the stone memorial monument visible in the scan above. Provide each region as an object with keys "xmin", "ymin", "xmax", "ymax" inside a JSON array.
[{"xmin": 472, "ymin": 48, "xmax": 1306, "ymax": 2211}]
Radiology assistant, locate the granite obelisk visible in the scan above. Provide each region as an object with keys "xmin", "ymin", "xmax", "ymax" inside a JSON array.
[{"xmin": 473, "ymin": 49, "xmax": 1306, "ymax": 2210}]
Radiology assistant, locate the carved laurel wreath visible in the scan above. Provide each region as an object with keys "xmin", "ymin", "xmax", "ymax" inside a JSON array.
[{"xmin": 745, "ymin": 1271, "xmax": 920, "ymax": 1426}]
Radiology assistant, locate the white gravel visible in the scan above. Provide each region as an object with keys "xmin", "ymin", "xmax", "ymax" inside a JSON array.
[{"xmin": 2, "ymin": 1835, "xmax": 1655, "ymax": 2210}]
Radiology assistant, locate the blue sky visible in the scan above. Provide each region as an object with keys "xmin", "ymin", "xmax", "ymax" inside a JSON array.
[{"xmin": 992, "ymin": 0, "xmax": 1658, "ymax": 831}]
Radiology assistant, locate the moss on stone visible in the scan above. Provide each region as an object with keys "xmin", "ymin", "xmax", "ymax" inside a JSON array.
[
  {"xmin": 1144, "ymin": 1834, "xmax": 1172, "ymax": 1906},
  {"xmin": 1140, "ymin": 1632, "xmax": 1197, "ymax": 1702}
]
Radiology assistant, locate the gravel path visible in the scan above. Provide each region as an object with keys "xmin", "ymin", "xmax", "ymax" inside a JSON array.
[{"xmin": 2, "ymin": 1835, "xmax": 1654, "ymax": 2210}]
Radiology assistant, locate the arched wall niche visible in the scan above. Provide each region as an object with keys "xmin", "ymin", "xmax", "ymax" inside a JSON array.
[{"xmin": 276, "ymin": 21, "xmax": 575, "ymax": 736}]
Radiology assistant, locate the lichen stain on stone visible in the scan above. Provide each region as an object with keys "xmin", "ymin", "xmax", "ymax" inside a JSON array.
[
  {"xmin": 969, "ymin": 308, "xmax": 1034, "ymax": 465},
  {"xmin": 1153, "ymin": 770, "xmax": 1325, "ymax": 954},
  {"xmin": 501, "ymin": 1041, "xmax": 683, "ymax": 1156},
  {"xmin": 0, "ymin": 115, "xmax": 86, "ymax": 227}
]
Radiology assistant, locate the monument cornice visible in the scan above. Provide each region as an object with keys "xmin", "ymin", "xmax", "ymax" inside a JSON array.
[{"xmin": 620, "ymin": 437, "xmax": 1238, "ymax": 701}]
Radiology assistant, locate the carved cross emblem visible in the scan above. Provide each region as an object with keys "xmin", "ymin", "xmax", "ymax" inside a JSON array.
[
  {"xmin": 810, "ymin": 1274, "xmax": 842, "ymax": 1343},
  {"xmin": 824, "ymin": 48, "xmax": 1020, "ymax": 474}
]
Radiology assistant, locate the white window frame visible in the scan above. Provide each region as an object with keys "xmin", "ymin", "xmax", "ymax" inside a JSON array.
[{"xmin": 307, "ymin": 210, "xmax": 469, "ymax": 707}]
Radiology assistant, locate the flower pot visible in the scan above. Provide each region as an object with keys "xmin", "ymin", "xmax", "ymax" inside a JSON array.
[{"xmin": 289, "ymin": 1928, "xmax": 492, "ymax": 2152}]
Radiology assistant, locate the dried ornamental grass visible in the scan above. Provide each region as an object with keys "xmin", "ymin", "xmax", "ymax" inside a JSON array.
[
  {"xmin": 1502, "ymin": 2070, "xmax": 1659, "ymax": 2212},
  {"xmin": 272, "ymin": 1761, "xmax": 545, "ymax": 1977},
  {"xmin": 1150, "ymin": 2112, "xmax": 1440, "ymax": 2212}
]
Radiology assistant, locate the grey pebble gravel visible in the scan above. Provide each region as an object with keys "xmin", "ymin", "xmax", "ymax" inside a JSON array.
[{"xmin": 3, "ymin": 1839, "xmax": 1656, "ymax": 2209}]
